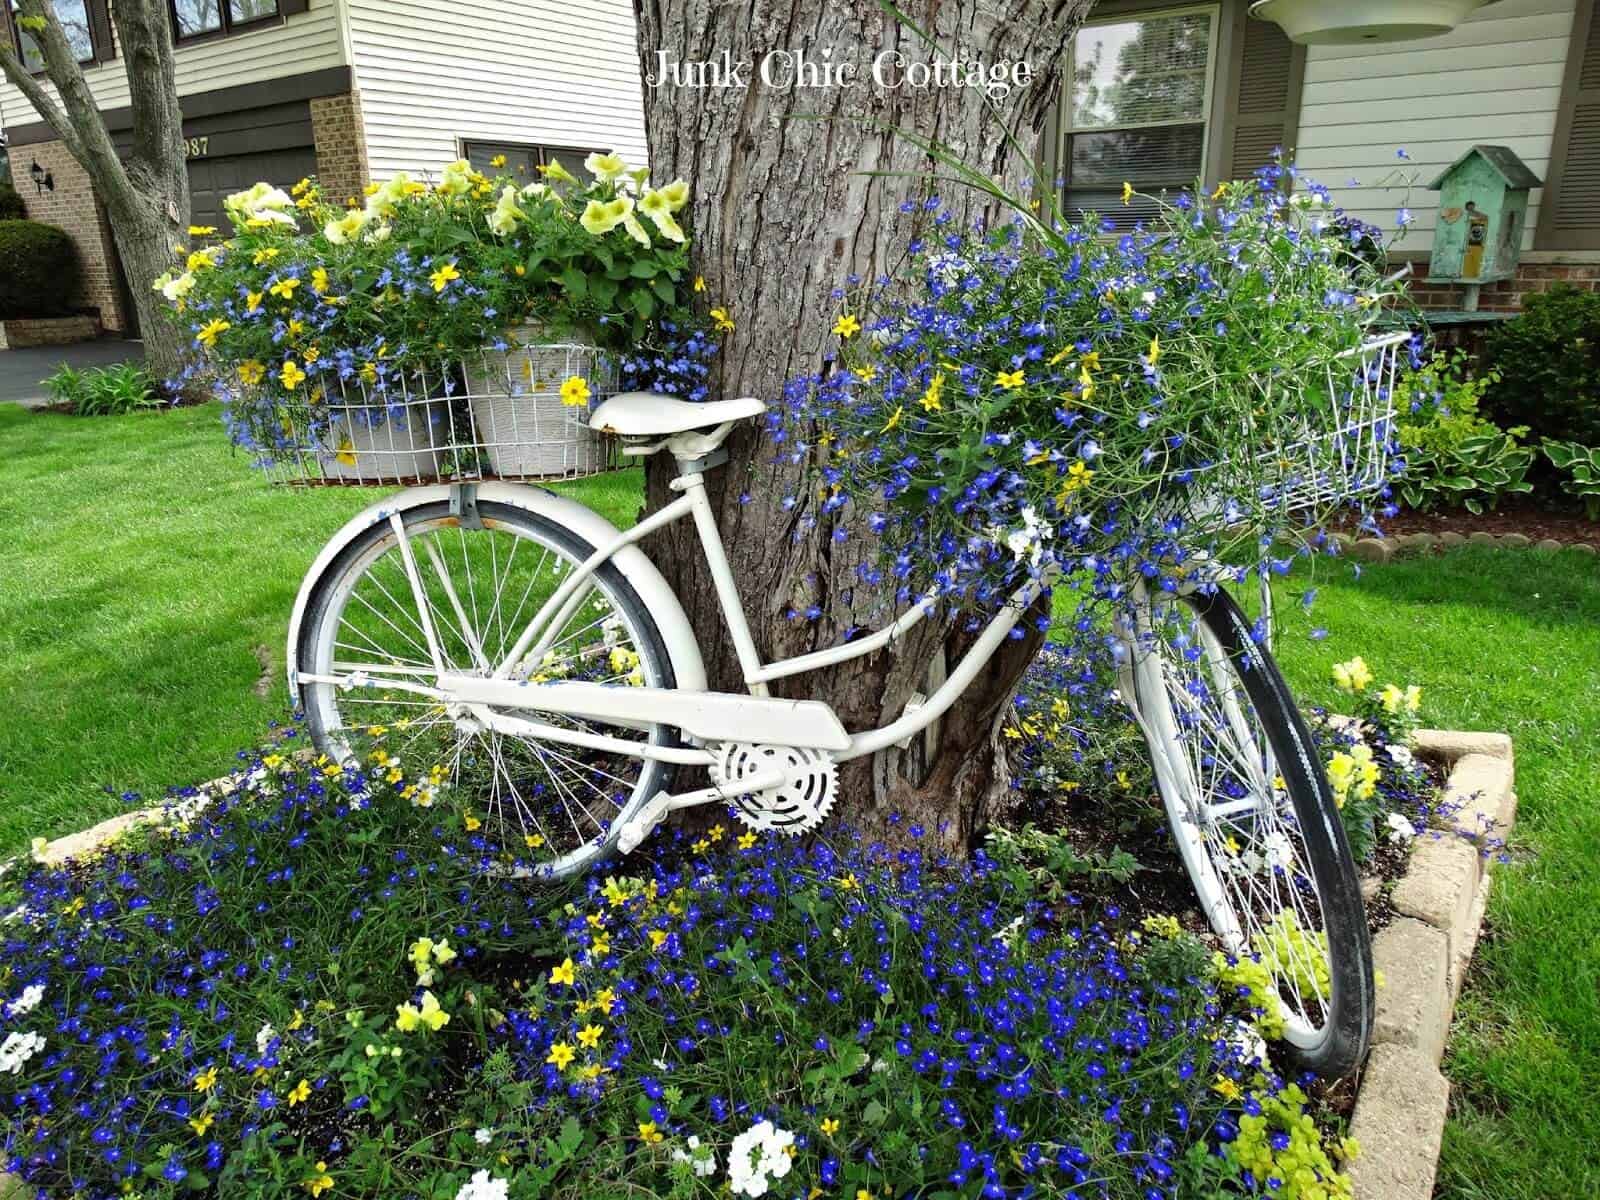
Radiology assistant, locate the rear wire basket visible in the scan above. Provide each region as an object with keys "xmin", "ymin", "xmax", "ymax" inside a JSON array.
[{"xmin": 264, "ymin": 342, "xmax": 621, "ymax": 486}]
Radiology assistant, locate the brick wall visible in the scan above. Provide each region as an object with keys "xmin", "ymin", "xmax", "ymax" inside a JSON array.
[
  {"xmin": 310, "ymin": 91, "xmax": 370, "ymax": 206},
  {"xmin": 8, "ymin": 140, "xmax": 124, "ymax": 332},
  {"xmin": 1407, "ymin": 261, "xmax": 1600, "ymax": 313}
]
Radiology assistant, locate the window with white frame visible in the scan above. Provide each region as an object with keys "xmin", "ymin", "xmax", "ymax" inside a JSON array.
[{"xmin": 1063, "ymin": 5, "xmax": 1219, "ymax": 226}]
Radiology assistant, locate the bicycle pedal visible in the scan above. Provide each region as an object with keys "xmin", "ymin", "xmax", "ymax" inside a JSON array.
[{"xmin": 616, "ymin": 790, "xmax": 673, "ymax": 856}]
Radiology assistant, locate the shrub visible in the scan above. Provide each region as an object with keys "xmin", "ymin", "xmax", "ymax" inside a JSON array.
[
  {"xmin": 1482, "ymin": 284, "xmax": 1600, "ymax": 445},
  {"xmin": 0, "ymin": 742, "xmax": 1359, "ymax": 1200},
  {"xmin": 0, "ymin": 219, "xmax": 78, "ymax": 318},
  {"xmin": 0, "ymin": 179, "xmax": 25, "ymax": 220},
  {"xmin": 1395, "ymin": 350, "xmax": 1534, "ymax": 514},
  {"xmin": 44, "ymin": 361, "xmax": 163, "ymax": 415}
]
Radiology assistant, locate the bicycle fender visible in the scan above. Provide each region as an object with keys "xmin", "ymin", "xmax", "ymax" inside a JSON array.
[{"xmin": 284, "ymin": 483, "xmax": 709, "ymax": 712}]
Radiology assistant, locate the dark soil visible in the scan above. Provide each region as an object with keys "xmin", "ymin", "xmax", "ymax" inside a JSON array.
[{"xmin": 1333, "ymin": 500, "xmax": 1599, "ymax": 546}]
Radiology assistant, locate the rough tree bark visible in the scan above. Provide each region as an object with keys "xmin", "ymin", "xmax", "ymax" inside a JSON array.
[
  {"xmin": 632, "ymin": 1, "xmax": 1094, "ymax": 853},
  {"xmin": 0, "ymin": 0, "xmax": 189, "ymax": 381}
]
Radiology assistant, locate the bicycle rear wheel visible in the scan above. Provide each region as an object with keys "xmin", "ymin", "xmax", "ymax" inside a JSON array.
[
  {"xmin": 297, "ymin": 499, "xmax": 677, "ymax": 880},
  {"xmin": 1130, "ymin": 586, "xmax": 1373, "ymax": 1077}
]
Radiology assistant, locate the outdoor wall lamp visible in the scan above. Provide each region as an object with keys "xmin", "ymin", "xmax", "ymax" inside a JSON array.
[{"xmin": 29, "ymin": 159, "xmax": 53, "ymax": 194}]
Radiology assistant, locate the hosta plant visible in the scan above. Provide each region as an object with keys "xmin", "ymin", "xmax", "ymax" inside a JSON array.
[{"xmin": 1542, "ymin": 439, "xmax": 1600, "ymax": 519}]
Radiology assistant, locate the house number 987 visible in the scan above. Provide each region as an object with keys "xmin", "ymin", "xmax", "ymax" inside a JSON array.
[{"xmin": 185, "ymin": 137, "xmax": 210, "ymax": 158}]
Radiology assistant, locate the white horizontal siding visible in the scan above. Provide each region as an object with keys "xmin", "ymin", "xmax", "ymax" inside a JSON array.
[
  {"xmin": 1294, "ymin": 0, "xmax": 1577, "ymax": 256},
  {"xmin": 346, "ymin": 0, "xmax": 648, "ymax": 182},
  {"xmin": 0, "ymin": 1, "xmax": 346, "ymax": 132}
]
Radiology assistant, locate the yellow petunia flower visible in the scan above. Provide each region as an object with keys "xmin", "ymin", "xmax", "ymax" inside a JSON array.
[
  {"xmin": 577, "ymin": 1023, "xmax": 603, "ymax": 1049},
  {"xmin": 429, "ymin": 261, "xmax": 461, "ymax": 292},
  {"xmin": 996, "ymin": 369, "xmax": 1025, "ymax": 390},
  {"xmin": 550, "ymin": 957, "xmax": 577, "ymax": 986},
  {"xmin": 252, "ymin": 247, "xmax": 280, "ymax": 266},
  {"xmin": 187, "ymin": 225, "xmax": 216, "ymax": 236},
  {"xmin": 881, "ymin": 405, "xmax": 903, "ymax": 433},
  {"xmin": 832, "ymin": 313, "xmax": 862, "ymax": 339},
  {"xmin": 490, "ymin": 154, "xmax": 508, "ymax": 168},
  {"xmin": 311, "ymin": 267, "xmax": 329, "ymax": 294},
  {"xmin": 188, "ymin": 1112, "xmax": 214, "ymax": 1135},
  {"xmin": 193, "ymin": 1066, "xmax": 219, "ymax": 1093},
  {"xmin": 709, "ymin": 307, "xmax": 735, "ymax": 333},
  {"xmin": 637, "ymin": 1120, "xmax": 665, "ymax": 1144},
  {"xmin": 287, "ymin": 1079, "xmax": 312, "ymax": 1106},
  {"xmin": 560, "ymin": 375, "xmax": 591, "ymax": 408},
  {"xmin": 268, "ymin": 277, "xmax": 300, "ymax": 300},
  {"xmin": 280, "ymin": 360, "xmax": 306, "ymax": 390},
  {"xmin": 546, "ymin": 1041, "xmax": 576, "ymax": 1069},
  {"xmin": 920, "ymin": 371, "xmax": 945, "ymax": 412},
  {"xmin": 303, "ymin": 1163, "xmax": 334, "ymax": 1197},
  {"xmin": 1121, "ymin": 180, "xmax": 1135, "ymax": 205},
  {"xmin": 195, "ymin": 318, "xmax": 231, "ymax": 348}
]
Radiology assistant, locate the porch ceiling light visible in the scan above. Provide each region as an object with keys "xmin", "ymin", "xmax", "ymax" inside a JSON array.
[{"xmin": 1249, "ymin": 0, "xmax": 1498, "ymax": 45}]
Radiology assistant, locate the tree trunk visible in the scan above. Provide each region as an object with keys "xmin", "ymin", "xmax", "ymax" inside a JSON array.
[
  {"xmin": 632, "ymin": 1, "xmax": 1092, "ymax": 853},
  {"xmin": 1, "ymin": 0, "xmax": 189, "ymax": 381}
]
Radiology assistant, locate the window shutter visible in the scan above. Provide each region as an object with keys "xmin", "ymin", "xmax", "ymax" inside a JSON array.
[
  {"xmin": 89, "ymin": 0, "xmax": 114, "ymax": 60},
  {"xmin": 1227, "ymin": 14, "xmax": 1304, "ymax": 181},
  {"xmin": 1538, "ymin": 1, "xmax": 1600, "ymax": 250},
  {"xmin": 282, "ymin": 0, "xmax": 311, "ymax": 14}
]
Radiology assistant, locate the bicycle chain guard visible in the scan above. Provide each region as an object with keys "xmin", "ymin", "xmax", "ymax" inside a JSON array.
[{"xmin": 710, "ymin": 742, "xmax": 838, "ymax": 835}]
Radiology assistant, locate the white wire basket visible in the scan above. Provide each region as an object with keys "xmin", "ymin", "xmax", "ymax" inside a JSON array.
[
  {"xmin": 266, "ymin": 342, "xmax": 619, "ymax": 486},
  {"xmin": 1179, "ymin": 330, "xmax": 1409, "ymax": 529}
]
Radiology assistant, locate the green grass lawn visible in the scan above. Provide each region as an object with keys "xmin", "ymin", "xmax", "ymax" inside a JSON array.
[
  {"xmin": 0, "ymin": 402, "xmax": 642, "ymax": 851},
  {"xmin": 2, "ymin": 400, "xmax": 1597, "ymax": 1196}
]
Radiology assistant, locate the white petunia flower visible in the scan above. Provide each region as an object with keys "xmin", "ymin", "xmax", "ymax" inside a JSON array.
[
  {"xmin": 727, "ymin": 1121, "xmax": 796, "ymax": 1197},
  {"xmin": 672, "ymin": 1134, "xmax": 717, "ymax": 1178},
  {"xmin": 1385, "ymin": 743, "xmax": 1415, "ymax": 770},
  {"xmin": 0, "ymin": 1030, "xmax": 44, "ymax": 1074},
  {"xmin": 255, "ymin": 1023, "xmax": 276, "ymax": 1054},
  {"xmin": 1385, "ymin": 812, "xmax": 1418, "ymax": 844},
  {"xmin": 454, "ymin": 1169, "xmax": 509, "ymax": 1200},
  {"xmin": 6, "ymin": 984, "xmax": 43, "ymax": 1018},
  {"xmin": 474, "ymin": 1127, "xmax": 494, "ymax": 1146}
]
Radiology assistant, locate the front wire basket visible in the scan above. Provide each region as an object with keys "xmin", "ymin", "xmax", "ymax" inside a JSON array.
[
  {"xmin": 1177, "ymin": 329, "xmax": 1409, "ymax": 533},
  {"xmin": 265, "ymin": 342, "xmax": 621, "ymax": 486}
]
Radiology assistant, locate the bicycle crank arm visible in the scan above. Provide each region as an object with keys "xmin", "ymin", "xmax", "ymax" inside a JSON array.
[
  {"xmin": 437, "ymin": 673, "xmax": 852, "ymax": 752},
  {"xmin": 614, "ymin": 769, "xmax": 787, "ymax": 856}
]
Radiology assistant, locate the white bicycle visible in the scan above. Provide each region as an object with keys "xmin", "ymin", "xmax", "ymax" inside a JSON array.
[{"xmin": 284, "ymin": 331, "xmax": 1407, "ymax": 1077}]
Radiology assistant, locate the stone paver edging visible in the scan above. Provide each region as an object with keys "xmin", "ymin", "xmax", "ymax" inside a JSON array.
[
  {"xmin": 1347, "ymin": 729, "xmax": 1516, "ymax": 1200},
  {"xmin": 5, "ymin": 737, "xmax": 1514, "ymax": 1199}
]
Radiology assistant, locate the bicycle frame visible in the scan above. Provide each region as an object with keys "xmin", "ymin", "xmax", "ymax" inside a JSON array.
[{"xmin": 299, "ymin": 454, "xmax": 1042, "ymax": 772}]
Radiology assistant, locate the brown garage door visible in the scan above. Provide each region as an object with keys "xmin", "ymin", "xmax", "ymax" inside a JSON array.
[{"xmin": 188, "ymin": 147, "xmax": 319, "ymax": 232}]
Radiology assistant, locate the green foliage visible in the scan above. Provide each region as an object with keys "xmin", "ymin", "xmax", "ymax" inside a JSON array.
[
  {"xmin": 0, "ymin": 219, "xmax": 79, "ymax": 318},
  {"xmin": 1541, "ymin": 439, "xmax": 1600, "ymax": 520},
  {"xmin": 45, "ymin": 361, "xmax": 164, "ymax": 415},
  {"xmin": 0, "ymin": 179, "xmax": 25, "ymax": 220},
  {"xmin": 1482, "ymin": 283, "xmax": 1600, "ymax": 445},
  {"xmin": 983, "ymin": 821, "xmax": 1142, "ymax": 902},
  {"xmin": 1396, "ymin": 349, "xmax": 1534, "ymax": 514}
]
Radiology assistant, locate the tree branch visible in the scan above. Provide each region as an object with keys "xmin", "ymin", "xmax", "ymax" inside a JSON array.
[
  {"xmin": 9, "ymin": 0, "xmax": 133, "ymax": 211},
  {"xmin": 0, "ymin": 39, "xmax": 80, "ymax": 160}
]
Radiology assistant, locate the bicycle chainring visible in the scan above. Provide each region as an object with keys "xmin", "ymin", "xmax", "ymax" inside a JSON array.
[{"xmin": 710, "ymin": 743, "xmax": 839, "ymax": 835}]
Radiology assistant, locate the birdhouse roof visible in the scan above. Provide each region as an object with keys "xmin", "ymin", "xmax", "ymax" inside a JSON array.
[{"xmin": 1427, "ymin": 145, "xmax": 1542, "ymax": 191}]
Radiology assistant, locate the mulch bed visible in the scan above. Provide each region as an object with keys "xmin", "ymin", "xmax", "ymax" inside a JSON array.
[{"xmin": 1334, "ymin": 501, "xmax": 1599, "ymax": 545}]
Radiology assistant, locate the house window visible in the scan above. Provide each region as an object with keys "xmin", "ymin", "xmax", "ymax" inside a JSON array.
[
  {"xmin": 169, "ymin": 0, "xmax": 279, "ymax": 41},
  {"xmin": 461, "ymin": 141, "xmax": 606, "ymax": 186},
  {"xmin": 1063, "ymin": 5, "xmax": 1219, "ymax": 226},
  {"xmin": 10, "ymin": 0, "xmax": 96, "ymax": 69}
]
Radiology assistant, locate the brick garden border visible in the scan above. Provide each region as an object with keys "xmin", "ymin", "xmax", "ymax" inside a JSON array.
[
  {"xmin": 1347, "ymin": 729, "xmax": 1517, "ymax": 1200},
  {"xmin": 4, "ymin": 736, "xmax": 1516, "ymax": 1199}
]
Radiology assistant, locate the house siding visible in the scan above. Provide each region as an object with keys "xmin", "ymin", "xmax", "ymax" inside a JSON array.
[
  {"xmin": 0, "ymin": 1, "xmax": 348, "ymax": 132},
  {"xmin": 344, "ymin": 0, "xmax": 648, "ymax": 181},
  {"xmin": 1292, "ymin": 0, "xmax": 1577, "ymax": 256}
]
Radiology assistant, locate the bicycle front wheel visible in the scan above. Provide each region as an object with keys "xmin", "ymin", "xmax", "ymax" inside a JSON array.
[
  {"xmin": 1131, "ymin": 586, "xmax": 1373, "ymax": 1077},
  {"xmin": 297, "ymin": 498, "xmax": 677, "ymax": 880}
]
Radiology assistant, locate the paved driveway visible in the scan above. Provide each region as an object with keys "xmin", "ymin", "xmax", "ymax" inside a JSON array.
[{"xmin": 0, "ymin": 340, "xmax": 142, "ymax": 407}]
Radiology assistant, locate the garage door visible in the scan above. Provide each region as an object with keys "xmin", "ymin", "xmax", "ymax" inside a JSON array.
[{"xmin": 188, "ymin": 147, "xmax": 319, "ymax": 232}]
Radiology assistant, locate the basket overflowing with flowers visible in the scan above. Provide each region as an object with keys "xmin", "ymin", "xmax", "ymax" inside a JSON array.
[
  {"xmin": 790, "ymin": 166, "xmax": 1411, "ymax": 612},
  {"xmin": 161, "ymin": 153, "xmax": 694, "ymax": 484}
]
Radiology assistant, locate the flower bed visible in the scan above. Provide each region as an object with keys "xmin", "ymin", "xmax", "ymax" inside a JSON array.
[{"xmin": 0, "ymin": 738, "xmax": 1375, "ymax": 1200}]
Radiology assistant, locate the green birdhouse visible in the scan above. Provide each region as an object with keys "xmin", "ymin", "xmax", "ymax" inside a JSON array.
[{"xmin": 1427, "ymin": 145, "xmax": 1541, "ymax": 283}]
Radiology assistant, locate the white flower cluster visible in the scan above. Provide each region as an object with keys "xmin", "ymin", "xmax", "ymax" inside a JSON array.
[
  {"xmin": 727, "ymin": 1121, "xmax": 795, "ymax": 1197},
  {"xmin": 671, "ymin": 1134, "xmax": 717, "ymax": 1178},
  {"xmin": 454, "ymin": 1169, "xmax": 509, "ymax": 1200},
  {"xmin": 0, "ymin": 1030, "xmax": 44, "ymax": 1074},
  {"xmin": 1385, "ymin": 811, "xmax": 1418, "ymax": 844},
  {"xmin": 5, "ymin": 984, "xmax": 43, "ymax": 1019}
]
